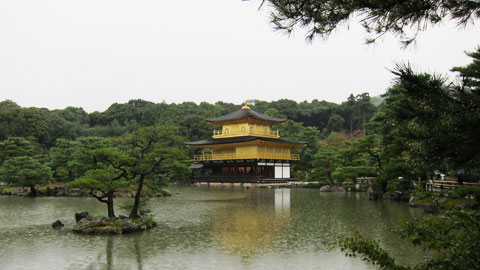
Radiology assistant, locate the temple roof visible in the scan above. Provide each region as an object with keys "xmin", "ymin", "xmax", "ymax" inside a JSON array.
[
  {"xmin": 185, "ymin": 136, "xmax": 306, "ymax": 147},
  {"xmin": 206, "ymin": 108, "xmax": 285, "ymax": 124}
]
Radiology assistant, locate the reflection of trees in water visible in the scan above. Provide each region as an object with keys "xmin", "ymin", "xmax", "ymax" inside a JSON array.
[
  {"xmin": 90, "ymin": 235, "xmax": 144, "ymax": 270},
  {"xmin": 134, "ymin": 236, "xmax": 143, "ymax": 270},
  {"xmin": 359, "ymin": 198, "xmax": 433, "ymax": 266},
  {"xmin": 85, "ymin": 236, "xmax": 115, "ymax": 270},
  {"xmin": 106, "ymin": 236, "xmax": 113, "ymax": 270},
  {"xmin": 296, "ymin": 191, "xmax": 422, "ymax": 234},
  {"xmin": 293, "ymin": 191, "xmax": 428, "ymax": 266}
]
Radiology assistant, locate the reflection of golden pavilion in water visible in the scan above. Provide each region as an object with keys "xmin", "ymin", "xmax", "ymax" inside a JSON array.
[
  {"xmin": 212, "ymin": 189, "xmax": 291, "ymax": 255},
  {"xmin": 185, "ymin": 102, "xmax": 306, "ymax": 183}
]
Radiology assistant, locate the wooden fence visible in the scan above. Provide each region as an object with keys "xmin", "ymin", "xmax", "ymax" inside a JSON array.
[{"xmin": 426, "ymin": 180, "xmax": 480, "ymax": 191}]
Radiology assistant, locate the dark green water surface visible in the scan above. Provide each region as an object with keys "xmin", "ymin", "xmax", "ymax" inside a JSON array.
[{"xmin": 0, "ymin": 187, "xmax": 429, "ymax": 270}]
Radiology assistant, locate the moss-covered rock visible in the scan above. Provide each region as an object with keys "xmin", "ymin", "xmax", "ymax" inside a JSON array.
[{"xmin": 72, "ymin": 216, "xmax": 156, "ymax": 235}]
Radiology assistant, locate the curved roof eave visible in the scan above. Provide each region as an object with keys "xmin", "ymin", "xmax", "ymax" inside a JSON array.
[
  {"xmin": 185, "ymin": 136, "xmax": 307, "ymax": 147},
  {"xmin": 206, "ymin": 109, "xmax": 285, "ymax": 123}
]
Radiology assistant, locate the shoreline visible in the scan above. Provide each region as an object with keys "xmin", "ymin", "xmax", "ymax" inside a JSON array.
[
  {"xmin": 0, "ymin": 183, "xmax": 171, "ymax": 198},
  {"xmin": 2, "ymin": 182, "xmax": 477, "ymax": 212}
]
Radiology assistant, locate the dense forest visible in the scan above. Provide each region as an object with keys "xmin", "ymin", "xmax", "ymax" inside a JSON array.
[
  {"xmin": 0, "ymin": 94, "xmax": 379, "ymax": 147},
  {"xmin": 0, "ymin": 92, "xmax": 379, "ymax": 184}
]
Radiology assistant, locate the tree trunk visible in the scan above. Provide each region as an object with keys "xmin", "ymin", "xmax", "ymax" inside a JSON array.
[
  {"xmin": 381, "ymin": 180, "xmax": 387, "ymax": 193},
  {"xmin": 107, "ymin": 192, "xmax": 115, "ymax": 218},
  {"xmin": 326, "ymin": 164, "xmax": 334, "ymax": 185},
  {"xmin": 30, "ymin": 185, "xmax": 37, "ymax": 197},
  {"xmin": 350, "ymin": 117, "xmax": 353, "ymax": 136},
  {"xmin": 327, "ymin": 172, "xmax": 334, "ymax": 185},
  {"xmin": 129, "ymin": 175, "xmax": 145, "ymax": 219},
  {"xmin": 362, "ymin": 110, "xmax": 366, "ymax": 136}
]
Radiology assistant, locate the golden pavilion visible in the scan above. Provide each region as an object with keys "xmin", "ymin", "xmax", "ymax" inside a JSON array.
[{"xmin": 185, "ymin": 102, "xmax": 306, "ymax": 183}]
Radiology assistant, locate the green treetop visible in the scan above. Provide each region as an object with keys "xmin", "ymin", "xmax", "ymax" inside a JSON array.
[
  {"xmin": 264, "ymin": 0, "xmax": 480, "ymax": 45},
  {"xmin": 0, "ymin": 137, "xmax": 51, "ymax": 196},
  {"xmin": 68, "ymin": 147, "xmax": 133, "ymax": 217},
  {"xmin": 380, "ymin": 47, "xmax": 480, "ymax": 171},
  {"xmin": 49, "ymin": 137, "xmax": 110, "ymax": 182},
  {"xmin": 2, "ymin": 156, "xmax": 52, "ymax": 197},
  {"xmin": 120, "ymin": 125, "xmax": 189, "ymax": 219}
]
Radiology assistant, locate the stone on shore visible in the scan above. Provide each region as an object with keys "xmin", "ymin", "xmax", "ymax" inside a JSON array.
[
  {"xmin": 319, "ymin": 185, "xmax": 331, "ymax": 192},
  {"xmin": 11, "ymin": 188, "xmax": 28, "ymax": 196},
  {"xmin": 383, "ymin": 191, "xmax": 403, "ymax": 201},
  {"xmin": 408, "ymin": 196, "xmax": 415, "ymax": 206},
  {"xmin": 367, "ymin": 187, "xmax": 380, "ymax": 200},
  {"xmin": 331, "ymin": 186, "xmax": 346, "ymax": 192},
  {"xmin": 423, "ymin": 204, "xmax": 439, "ymax": 214}
]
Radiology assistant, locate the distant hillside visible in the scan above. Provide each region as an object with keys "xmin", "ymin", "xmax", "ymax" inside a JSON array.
[
  {"xmin": 370, "ymin": 96, "xmax": 385, "ymax": 106},
  {"xmin": 0, "ymin": 94, "xmax": 379, "ymax": 147}
]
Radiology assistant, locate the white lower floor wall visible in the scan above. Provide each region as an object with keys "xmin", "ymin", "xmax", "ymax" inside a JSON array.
[
  {"xmin": 282, "ymin": 166, "xmax": 290, "ymax": 178},
  {"xmin": 274, "ymin": 163, "xmax": 290, "ymax": 179}
]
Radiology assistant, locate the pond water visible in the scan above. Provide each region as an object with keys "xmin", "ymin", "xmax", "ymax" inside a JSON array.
[{"xmin": 0, "ymin": 187, "xmax": 430, "ymax": 270}]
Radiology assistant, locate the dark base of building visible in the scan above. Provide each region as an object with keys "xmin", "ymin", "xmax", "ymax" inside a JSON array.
[
  {"xmin": 190, "ymin": 159, "xmax": 294, "ymax": 183},
  {"xmin": 193, "ymin": 176, "xmax": 296, "ymax": 184}
]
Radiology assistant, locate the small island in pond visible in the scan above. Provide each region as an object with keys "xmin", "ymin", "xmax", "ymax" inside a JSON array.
[{"xmin": 71, "ymin": 212, "xmax": 156, "ymax": 235}]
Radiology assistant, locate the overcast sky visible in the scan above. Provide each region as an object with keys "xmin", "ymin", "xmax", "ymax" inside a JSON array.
[{"xmin": 1, "ymin": 0, "xmax": 479, "ymax": 112}]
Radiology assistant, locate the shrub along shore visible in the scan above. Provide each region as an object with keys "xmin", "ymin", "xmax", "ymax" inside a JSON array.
[{"xmin": 0, "ymin": 182, "xmax": 171, "ymax": 198}]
